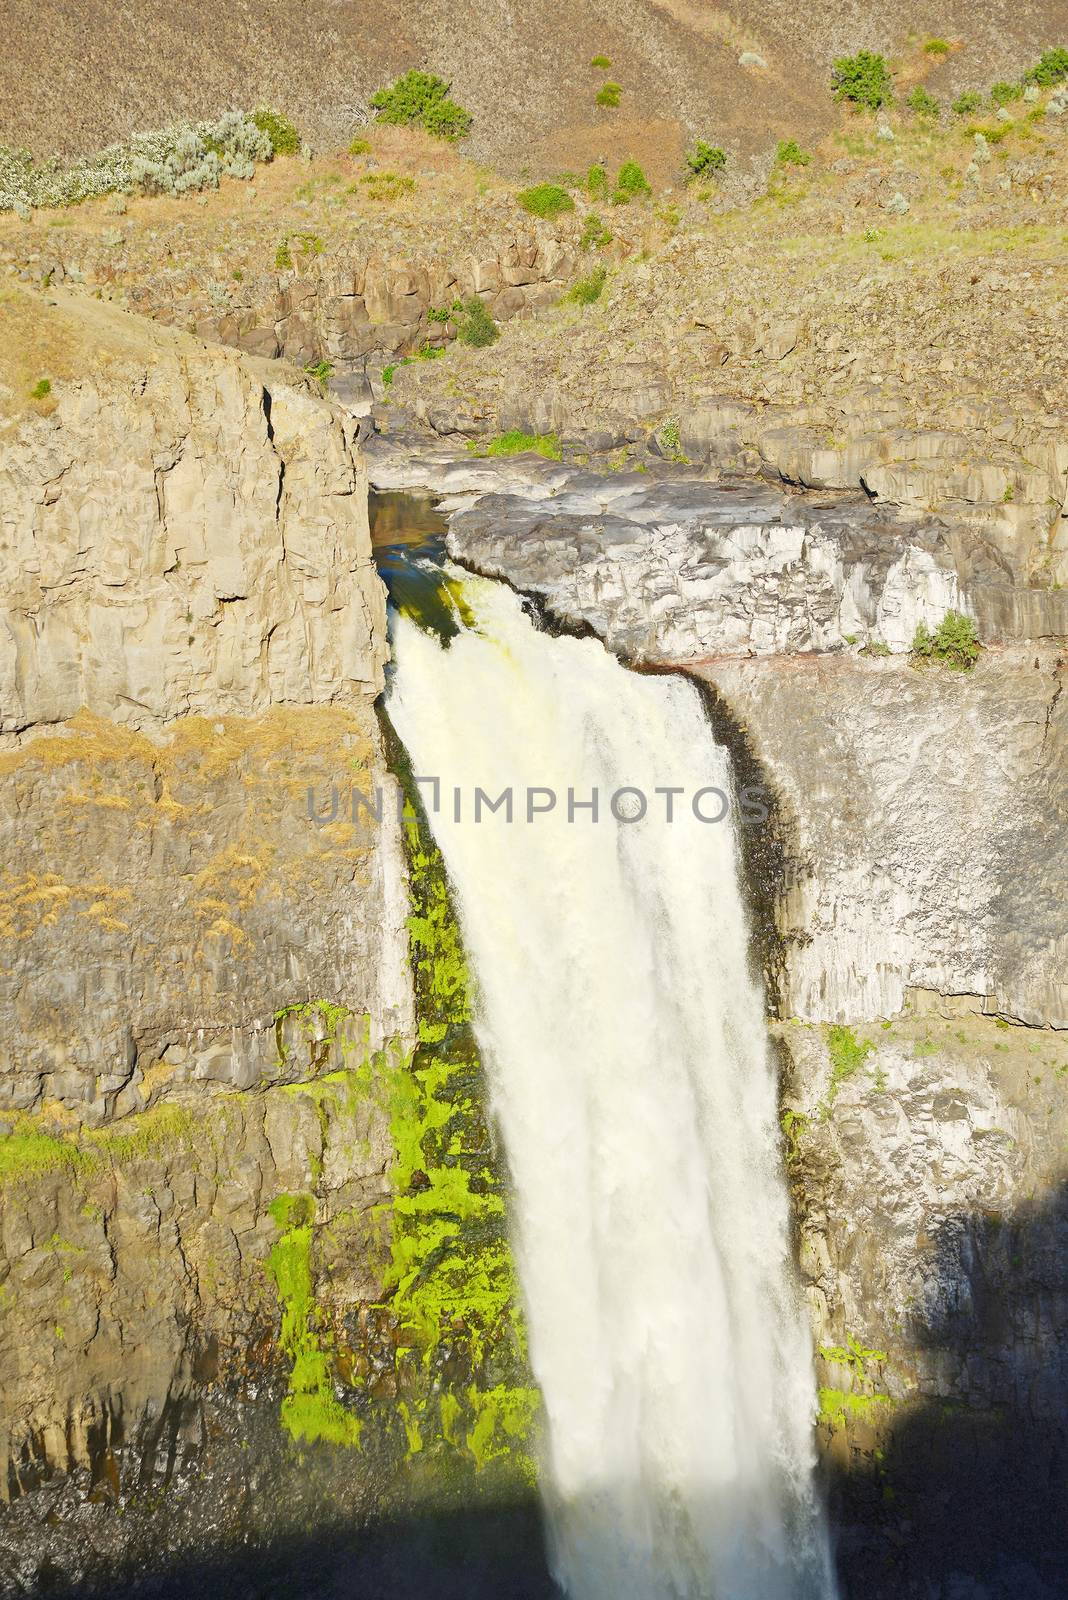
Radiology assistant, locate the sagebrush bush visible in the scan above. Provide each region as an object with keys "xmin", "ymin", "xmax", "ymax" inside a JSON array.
[
  {"xmin": 832, "ymin": 51, "xmax": 893, "ymax": 109},
  {"xmin": 455, "ymin": 297, "xmax": 499, "ymax": 347},
  {"xmin": 516, "ymin": 182, "xmax": 574, "ymax": 218},
  {"xmin": 0, "ymin": 111, "xmax": 275, "ymax": 211},
  {"xmin": 685, "ymin": 141, "xmax": 727, "ymax": 178},
  {"xmin": 906, "ymin": 85, "xmax": 940, "ymax": 116},
  {"xmin": 251, "ymin": 107, "xmax": 301, "ymax": 156},
  {"xmin": 776, "ymin": 138, "xmax": 811, "ymax": 166},
  {"xmin": 911, "ymin": 611, "xmax": 981, "ymax": 670},
  {"xmin": 370, "ymin": 71, "xmax": 472, "ymax": 139},
  {"xmin": 611, "ymin": 160, "xmax": 650, "ymax": 204}
]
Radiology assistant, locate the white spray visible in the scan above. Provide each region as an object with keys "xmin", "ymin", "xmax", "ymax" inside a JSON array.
[{"xmin": 387, "ymin": 572, "xmax": 837, "ymax": 1600}]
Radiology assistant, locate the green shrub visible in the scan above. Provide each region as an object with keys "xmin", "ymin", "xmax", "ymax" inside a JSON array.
[
  {"xmin": 776, "ymin": 138, "xmax": 812, "ymax": 166},
  {"xmin": 251, "ymin": 107, "xmax": 301, "ymax": 156},
  {"xmin": 611, "ymin": 159, "xmax": 651, "ymax": 204},
  {"xmin": 455, "ymin": 296, "xmax": 499, "ymax": 347},
  {"xmin": 924, "ymin": 37, "xmax": 950, "ymax": 55},
  {"xmin": 30, "ymin": 377, "xmax": 51, "ymax": 399},
  {"xmin": 516, "ymin": 182, "xmax": 574, "ymax": 218},
  {"xmin": 658, "ymin": 419, "xmax": 687, "ymax": 461},
  {"xmin": 907, "ymin": 85, "xmax": 940, "ymax": 116},
  {"xmin": 580, "ymin": 211, "xmax": 612, "ymax": 250},
  {"xmin": 348, "ymin": 137, "xmax": 371, "ymax": 156},
  {"xmin": 275, "ymin": 238, "xmax": 292, "ymax": 270},
  {"xmin": 590, "ymin": 53, "xmax": 611, "ymax": 68},
  {"xmin": 685, "ymin": 140, "xmax": 727, "ymax": 178},
  {"xmin": 952, "ymin": 89, "xmax": 984, "ymax": 115},
  {"xmin": 480, "ymin": 431, "xmax": 561, "ymax": 460},
  {"xmin": 1024, "ymin": 47, "xmax": 1068, "ymax": 86},
  {"xmin": 990, "ymin": 80, "xmax": 1023, "ymax": 106},
  {"xmin": 370, "ymin": 71, "xmax": 472, "ymax": 140},
  {"xmin": 303, "ymin": 359, "xmax": 334, "ymax": 385},
  {"xmin": 911, "ymin": 610, "xmax": 981, "ymax": 670},
  {"xmin": 596, "ymin": 82, "xmax": 622, "ymax": 108},
  {"xmin": 832, "ymin": 50, "xmax": 894, "ymax": 109},
  {"xmin": 566, "ymin": 263, "xmax": 607, "ymax": 304},
  {"xmin": 586, "ymin": 163, "xmax": 610, "ymax": 198}
]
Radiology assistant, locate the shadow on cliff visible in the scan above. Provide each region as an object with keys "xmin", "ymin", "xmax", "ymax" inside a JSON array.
[
  {"xmin": 14, "ymin": 1496, "xmax": 558, "ymax": 1600},
  {"xmin": 826, "ymin": 1178, "xmax": 1068, "ymax": 1600}
]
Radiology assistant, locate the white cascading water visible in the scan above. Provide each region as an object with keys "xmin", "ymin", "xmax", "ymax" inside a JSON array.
[{"xmin": 387, "ymin": 569, "xmax": 837, "ymax": 1600}]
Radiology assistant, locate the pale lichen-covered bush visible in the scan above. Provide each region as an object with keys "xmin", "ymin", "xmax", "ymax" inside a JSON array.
[{"xmin": 0, "ymin": 111, "xmax": 274, "ymax": 212}]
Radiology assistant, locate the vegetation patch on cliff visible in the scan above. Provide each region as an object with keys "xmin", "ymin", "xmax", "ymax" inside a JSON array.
[{"xmin": 379, "ymin": 747, "xmax": 541, "ymax": 1484}]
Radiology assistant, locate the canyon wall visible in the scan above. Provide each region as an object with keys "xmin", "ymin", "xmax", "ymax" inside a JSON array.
[{"xmin": 0, "ymin": 294, "xmax": 413, "ymax": 1515}]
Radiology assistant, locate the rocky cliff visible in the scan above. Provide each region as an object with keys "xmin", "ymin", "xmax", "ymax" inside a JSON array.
[{"xmin": 0, "ymin": 293, "xmax": 412, "ymax": 1518}]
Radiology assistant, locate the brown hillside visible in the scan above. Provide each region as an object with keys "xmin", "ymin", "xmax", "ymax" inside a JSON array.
[{"xmin": 2, "ymin": 0, "xmax": 1066, "ymax": 177}]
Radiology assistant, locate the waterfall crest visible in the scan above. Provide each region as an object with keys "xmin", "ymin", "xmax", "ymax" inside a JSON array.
[{"xmin": 387, "ymin": 571, "xmax": 837, "ymax": 1600}]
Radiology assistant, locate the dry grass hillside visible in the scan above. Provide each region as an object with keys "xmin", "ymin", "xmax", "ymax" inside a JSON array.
[{"xmin": 3, "ymin": 0, "xmax": 1067, "ymax": 178}]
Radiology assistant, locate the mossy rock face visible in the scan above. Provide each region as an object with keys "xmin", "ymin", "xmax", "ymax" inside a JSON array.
[{"xmin": 263, "ymin": 742, "xmax": 541, "ymax": 1500}]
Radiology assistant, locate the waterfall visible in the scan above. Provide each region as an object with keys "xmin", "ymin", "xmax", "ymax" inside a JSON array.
[{"xmin": 386, "ymin": 568, "xmax": 837, "ymax": 1600}]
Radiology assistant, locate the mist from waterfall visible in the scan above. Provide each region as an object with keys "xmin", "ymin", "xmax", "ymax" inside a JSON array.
[{"xmin": 387, "ymin": 570, "xmax": 837, "ymax": 1600}]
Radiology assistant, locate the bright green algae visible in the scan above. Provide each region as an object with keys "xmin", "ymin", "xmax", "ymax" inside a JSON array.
[{"xmin": 264, "ymin": 761, "xmax": 540, "ymax": 1484}]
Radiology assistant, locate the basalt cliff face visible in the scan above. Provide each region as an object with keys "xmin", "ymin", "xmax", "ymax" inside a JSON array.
[
  {"xmin": 370, "ymin": 440, "xmax": 1068, "ymax": 1600},
  {"xmin": 0, "ymin": 295, "xmax": 420, "ymax": 1584}
]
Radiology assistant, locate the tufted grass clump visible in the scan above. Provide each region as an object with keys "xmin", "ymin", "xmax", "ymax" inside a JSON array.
[
  {"xmin": 30, "ymin": 377, "xmax": 51, "ymax": 399},
  {"xmin": 348, "ymin": 137, "xmax": 371, "ymax": 156},
  {"xmin": 906, "ymin": 85, "xmax": 940, "ymax": 116},
  {"xmin": 474, "ymin": 431, "xmax": 562, "ymax": 460},
  {"xmin": 596, "ymin": 82, "xmax": 622, "ymax": 108},
  {"xmin": 685, "ymin": 140, "xmax": 727, "ymax": 178},
  {"xmin": 358, "ymin": 170, "xmax": 416, "ymax": 201},
  {"xmin": 832, "ymin": 50, "xmax": 894, "ymax": 109},
  {"xmin": 611, "ymin": 159, "xmax": 651, "ymax": 205},
  {"xmin": 0, "ymin": 111, "xmax": 276, "ymax": 211},
  {"xmin": 370, "ymin": 71, "xmax": 472, "ymax": 140},
  {"xmin": 516, "ymin": 182, "xmax": 574, "ymax": 219},
  {"xmin": 251, "ymin": 107, "xmax": 301, "ymax": 156},
  {"xmin": 566, "ymin": 263, "xmax": 607, "ymax": 304},
  {"xmin": 580, "ymin": 210, "xmax": 612, "ymax": 250},
  {"xmin": 590, "ymin": 53, "xmax": 611, "ymax": 68},
  {"xmin": 924, "ymin": 37, "xmax": 951, "ymax": 55},
  {"xmin": 911, "ymin": 610, "xmax": 981, "ymax": 670}
]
